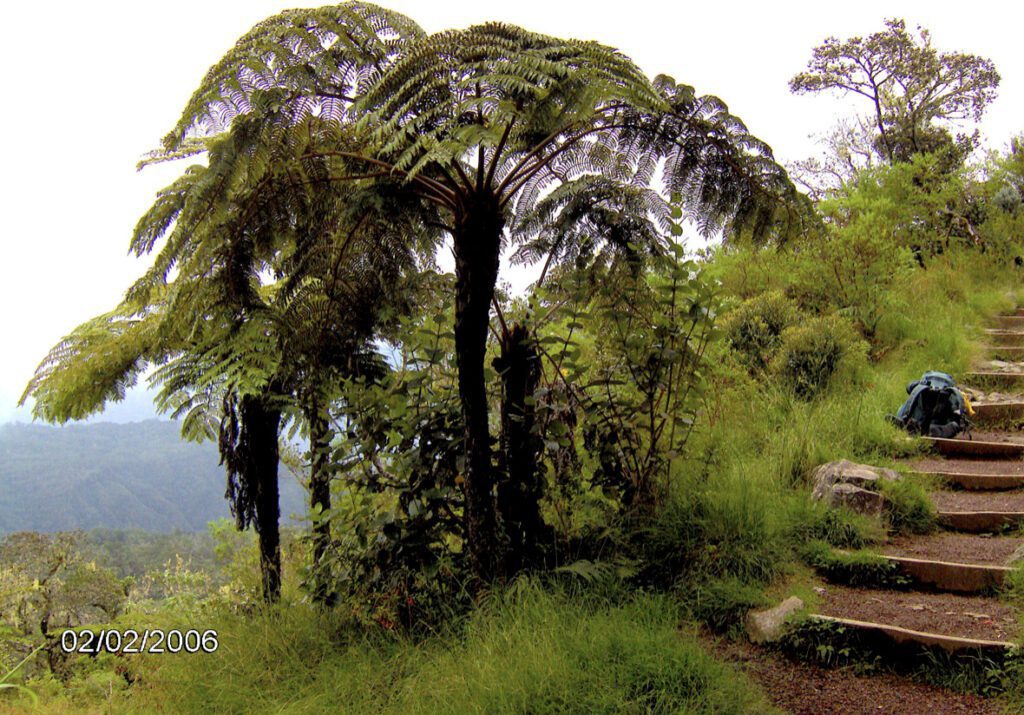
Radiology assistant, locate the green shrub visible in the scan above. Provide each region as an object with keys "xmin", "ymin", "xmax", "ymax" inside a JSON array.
[
  {"xmin": 724, "ymin": 291, "xmax": 798, "ymax": 370},
  {"xmin": 773, "ymin": 316, "xmax": 865, "ymax": 399},
  {"xmin": 638, "ymin": 469, "xmax": 787, "ymax": 589}
]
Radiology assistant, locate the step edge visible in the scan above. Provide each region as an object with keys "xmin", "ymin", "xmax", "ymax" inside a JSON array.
[
  {"xmin": 808, "ymin": 614, "xmax": 1016, "ymax": 651},
  {"xmin": 925, "ymin": 437, "xmax": 1024, "ymax": 447},
  {"xmin": 879, "ymin": 554, "xmax": 1015, "ymax": 574},
  {"xmin": 910, "ymin": 470, "xmax": 1024, "ymax": 480}
]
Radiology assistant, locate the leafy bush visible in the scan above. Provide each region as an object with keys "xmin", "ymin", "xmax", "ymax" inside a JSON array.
[
  {"xmin": 724, "ymin": 291, "xmax": 797, "ymax": 370},
  {"xmin": 773, "ymin": 316, "xmax": 865, "ymax": 399}
]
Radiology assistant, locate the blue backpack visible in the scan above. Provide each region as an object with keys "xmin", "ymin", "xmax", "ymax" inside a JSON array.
[{"xmin": 892, "ymin": 371, "xmax": 969, "ymax": 439}]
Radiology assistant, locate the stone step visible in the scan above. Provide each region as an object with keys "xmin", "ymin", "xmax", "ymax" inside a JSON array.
[
  {"xmin": 986, "ymin": 345, "xmax": 1024, "ymax": 360},
  {"xmin": 924, "ymin": 436, "xmax": 1024, "ymax": 459},
  {"xmin": 882, "ymin": 532, "xmax": 1022, "ymax": 567},
  {"xmin": 992, "ymin": 315, "xmax": 1024, "ymax": 330},
  {"xmin": 914, "ymin": 470, "xmax": 1024, "ymax": 490},
  {"xmin": 809, "ymin": 615, "xmax": 1014, "ymax": 655},
  {"xmin": 937, "ymin": 511, "xmax": 1024, "ymax": 533},
  {"xmin": 883, "ymin": 554, "xmax": 1011, "ymax": 592},
  {"xmin": 985, "ymin": 329, "xmax": 1024, "ymax": 347},
  {"xmin": 970, "ymin": 401, "xmax": 1024, "ymax": 425},
  {"xmin": 963, "ymin": 372, "xmax": 1024, "ymax": 389},
  {"xmin": 810, "ymin": 585, "xmax": 1017, "ymax": 652}
]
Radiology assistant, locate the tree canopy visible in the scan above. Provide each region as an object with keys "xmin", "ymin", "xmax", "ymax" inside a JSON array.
[{"xmin": 790, "ymin": 18, "xmax": 1000, "ymax": 165}]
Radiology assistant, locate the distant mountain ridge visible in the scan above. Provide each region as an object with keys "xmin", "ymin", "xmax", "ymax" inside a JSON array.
[{"xmin": 0, "ymin": 420, "xmax": 306, "ymax": 533}]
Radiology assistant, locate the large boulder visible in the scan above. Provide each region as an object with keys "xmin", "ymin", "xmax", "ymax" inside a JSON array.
[
  {"xmin": 811, "ymin": 460, "xmax": 899, "ymax": 516},
  {"xmin": 746, "ymin": 596, "xmax": 804, "ymax": 644}
]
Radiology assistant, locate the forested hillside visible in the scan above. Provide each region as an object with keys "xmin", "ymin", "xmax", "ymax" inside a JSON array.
[{"xmin": 0, "ymin": 421, "xmax": 305, "ymax": 533}]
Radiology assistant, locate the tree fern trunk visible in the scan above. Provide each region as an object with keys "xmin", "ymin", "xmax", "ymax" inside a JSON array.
[
  {"xmin": 452, "ymin": 197, "xmax": 504, "ymax": 582},
  {"xmin": 308, "ymin": 405, "xmax": 336, "ymax": 605},
  {"xmin": 244, "ymin": 396, "xmax": 283, "ymax": 603},
  {"xmin": 495, "ymin": 323, "xmax": 549, "ymax": 574}
]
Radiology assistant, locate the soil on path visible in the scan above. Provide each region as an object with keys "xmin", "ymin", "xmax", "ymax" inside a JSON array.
[
  {"xmin": 706, "ymin": 636, "xmax": 1004, "ymax": 715},
  {"xmin": 882, "ymin": 532, "xmax": 1023, "ymax": 565},
  {"xmin": 813, "ymin": 585, "xmax": 1018, "ymax": 642},
  {"xmin": 931, "ymin": 489, "xmax": 1024, "ymax": 512},
  {"xmin": 908, "ymin": 457, "xmax": 1024, "ymax": 476},
  {"xmin": 955, "ymin": 430, "xmax": 1024, "ymax": 445}
]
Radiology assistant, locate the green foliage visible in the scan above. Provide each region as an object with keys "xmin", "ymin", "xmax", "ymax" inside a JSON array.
[
  {"xmin": 0, "ymin": 533, "xmax": 127, "ymax": 682},
  {"xmin": 571, "ymin": 249, "xmax": 720, "ymax": 511},
  {"xmin": 19, "ymin": 309, "xmax": 163, "ymax": 423},
  {"xmin": 776, "ymin": 616, "xmax": 876, "ymax": 670},
  {"xmin": 724, "ymin": 291, "xmax": 797, "ymax": 370},
  {"xmin": 781, "ymin": 498, "xmax": 881, "ymax": 550},
  {"xmin": 914, "ymin": 649, "xmax": 1015, "ymax": 697},
  {"xmin": 305, "ymin": 283, "xmax": 472, "ymax": 628},
  {"xmin": 772, "ymin": 315, "xmax": 865, "ymax": 399},
  {"xmin": 637, "ymin": 467, "xmax": 788, "ymax": 589},
  {"xmin": 780, "ymin": 616, "xmax": 1022, "ymax": 695},
  {"xmin": 790, "ymin": 18, "xmax": 1000, "ymax": 164}
]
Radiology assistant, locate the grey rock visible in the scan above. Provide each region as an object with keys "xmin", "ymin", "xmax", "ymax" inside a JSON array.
[
  {"xmin": 811, "ymin": 460, "xmax": 900, "ymax": 503},
  {"xmin": 827, "ymin": 483, "xmax": 888, "ymax": 516},
  {"xmin": 746, "ymin": 596, "xmax": 805, "ymax": 644}
]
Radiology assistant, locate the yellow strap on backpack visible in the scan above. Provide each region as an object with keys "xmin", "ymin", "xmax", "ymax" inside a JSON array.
[{"xmin": 960, "ymin": 390, "xmax": 976, "ymax": 417}]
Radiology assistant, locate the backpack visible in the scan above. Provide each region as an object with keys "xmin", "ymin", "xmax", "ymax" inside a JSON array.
[{"xmin": 891, "ymin": 371, "xmax": 970, "ymax": 439}]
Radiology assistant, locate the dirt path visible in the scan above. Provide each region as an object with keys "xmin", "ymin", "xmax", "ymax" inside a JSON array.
[{"xmin": 708, "ymin": 636, "xmax": 1004, "ymax": 715}]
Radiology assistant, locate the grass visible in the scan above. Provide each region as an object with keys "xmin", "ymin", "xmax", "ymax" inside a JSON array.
[
  {"xmin": 13, "ymin": 584, "xmax": 777, "ymax": 714},
  {"xmin": 799, "ymin": 540, "xmax": 912, "ymax": 589},
  {"xmin": 878, "ymin": 477, "xmax": 936, "ymax": 535}
]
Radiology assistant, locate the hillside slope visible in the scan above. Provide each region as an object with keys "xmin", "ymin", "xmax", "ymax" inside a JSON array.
[{"xmin": 0, "ymin": 420, "xmax": 306, "ymax": 533}]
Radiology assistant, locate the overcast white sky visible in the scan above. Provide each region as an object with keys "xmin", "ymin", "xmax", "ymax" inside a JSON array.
[{"xmin": 1, "ymin": 0, "xmax": 1020, "ymax": 423}]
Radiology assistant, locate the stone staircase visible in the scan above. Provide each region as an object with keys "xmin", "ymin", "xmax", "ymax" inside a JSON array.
[{"xmin": 807, "ymin": 311, "xmax": 1024, "ymax": 661}]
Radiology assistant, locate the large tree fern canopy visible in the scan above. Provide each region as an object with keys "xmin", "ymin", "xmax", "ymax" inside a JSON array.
[
  {"xmin": 22, "ymin": 3, "xmax": 802, "ymax": 431},
  {"xmin": 152, "ymin": 3, "xmax": 800, "ymax": 249}
]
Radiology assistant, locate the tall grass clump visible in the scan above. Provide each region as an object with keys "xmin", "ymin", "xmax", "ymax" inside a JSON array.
[
  {"xmin": 879, "ymin": 478, "xmax": 936, "ymax": 535},
  {"xmin": 70, "ymin": 585, "xmax": 774, "ymax": 715}
]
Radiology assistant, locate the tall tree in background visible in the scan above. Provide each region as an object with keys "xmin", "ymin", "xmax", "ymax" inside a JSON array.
[{"xmin": 790, "ymin": 18, "xmax": 999, "ymax": 194}]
